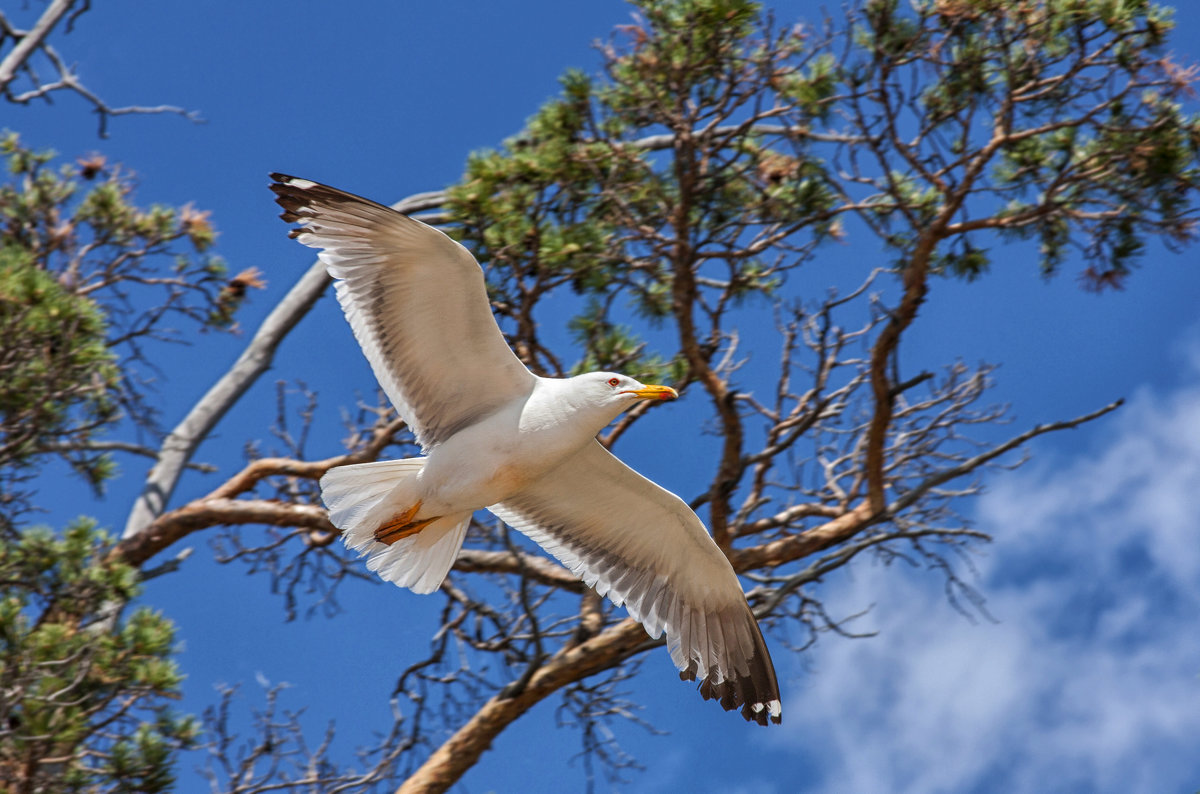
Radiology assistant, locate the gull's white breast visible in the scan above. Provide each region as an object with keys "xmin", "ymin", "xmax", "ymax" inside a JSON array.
[{"xmin": 415, "ymin": 381, "xmax": 602, "ymax": 515}]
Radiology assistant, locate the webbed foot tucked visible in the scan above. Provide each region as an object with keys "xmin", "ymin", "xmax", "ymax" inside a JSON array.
[{"xmin": 374, "ymin": 501, "xmax": 442, "ymax": 545}]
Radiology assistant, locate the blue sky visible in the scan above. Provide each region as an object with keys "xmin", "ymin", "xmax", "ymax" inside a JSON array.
[{"xmin": 10, "ymin": 1, "xmax": 1200, "ymax": 792}]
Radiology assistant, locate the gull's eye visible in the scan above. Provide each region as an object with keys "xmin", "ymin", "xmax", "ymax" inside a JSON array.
[{"xmin": 608, "ymin": 377, "xmax": 621, "ymax": 387}]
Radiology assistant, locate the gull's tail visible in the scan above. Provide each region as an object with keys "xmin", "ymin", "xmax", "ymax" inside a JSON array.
[{"xmin": 321, "ymin": 459, "xmax": 470, "ymax": 594}]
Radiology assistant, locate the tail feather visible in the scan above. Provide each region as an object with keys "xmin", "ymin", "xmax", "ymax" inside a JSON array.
[
  {"xmin": 366, "ymin": 513, "xmax": 471, "ymax": 594},
  {"xmin": 321, "ymin": 458, "xmax": 425, "ymax": 532},
  {"xmin": 320, "ymin": 459, "xmax": 470, "ymax": 594}
]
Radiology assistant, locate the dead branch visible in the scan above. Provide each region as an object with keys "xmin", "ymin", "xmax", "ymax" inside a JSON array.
[{"xmin": 0, "ymin": 0, "xmax": 198, "ymax": 135}]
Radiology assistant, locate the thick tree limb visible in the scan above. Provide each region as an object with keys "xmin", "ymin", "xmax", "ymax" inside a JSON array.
[
  {"xmin": 116, "ymin": 497, "xmax": 332, "ymax": 568},
  {"xmin": 395, "ymin": 619, "xmax": 649, "ymax": 794},
  {"xmin": 730, "ymin": 502, "xmax": 875, "ymax": 571},
  {"xmin": 0, "ymin": 0, "xmax": 76, "ymax": 92}
]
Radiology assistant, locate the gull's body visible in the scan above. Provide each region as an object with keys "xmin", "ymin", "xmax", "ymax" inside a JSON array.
[
  {"xmin": 271, "ymin": 174, "xmax": 782, "ymax": 725},
  {"xmin": 408, "ymin": 375, "xmax": 624, "ymax": 513}
]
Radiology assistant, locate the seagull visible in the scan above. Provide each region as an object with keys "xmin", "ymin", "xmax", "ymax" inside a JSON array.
[{"xmin": 270, "ymin": 174, "xmax": 781, "ymax": 725}]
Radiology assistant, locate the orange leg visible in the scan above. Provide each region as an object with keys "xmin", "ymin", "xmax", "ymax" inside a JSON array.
[{"xmin": 374, "ymin": 501, "xmax": 442, "ymax": 546}]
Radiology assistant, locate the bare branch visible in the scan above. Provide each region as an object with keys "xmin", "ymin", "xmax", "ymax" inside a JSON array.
[{"xmin": 0, "ymin": 0, "xmax": 199, "ymax": 135}]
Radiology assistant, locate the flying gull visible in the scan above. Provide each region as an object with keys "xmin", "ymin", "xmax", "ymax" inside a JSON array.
[{"xmin": 270, "ymin": 174, "xmax": 781, "ymax": 725}]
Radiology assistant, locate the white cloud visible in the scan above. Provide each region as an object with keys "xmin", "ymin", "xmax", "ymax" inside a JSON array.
[{"xmin": 784, "ymin": 372, "xmax": 1200, "ymax": 793}]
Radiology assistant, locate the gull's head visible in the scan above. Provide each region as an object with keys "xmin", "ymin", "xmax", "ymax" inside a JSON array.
[{"xmin": 576, "ymin": 371, "xmax": 678, "ymax": 410}]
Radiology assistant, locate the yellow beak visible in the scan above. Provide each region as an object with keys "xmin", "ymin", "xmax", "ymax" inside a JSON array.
[{"xmin": 620, "ymin": 384, "xmax": 679, "ymax": 401}]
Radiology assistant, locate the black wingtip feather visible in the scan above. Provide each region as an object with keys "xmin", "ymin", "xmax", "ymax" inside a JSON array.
[
  {"xmin": 681, "ymin": 628, "xmax": 782, "ymax": 726},
  {"xmin": 268, "ymin": 174, "xmax": 309, "ymax": 226},
  {"xmin": 270, "ymin": 173, "xmax": 397, "ymax": 211}
]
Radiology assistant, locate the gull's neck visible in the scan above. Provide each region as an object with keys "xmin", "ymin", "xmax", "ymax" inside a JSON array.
[{"xmin": 523, "ymin": 375, "xmax": 625, "ymax": 439}]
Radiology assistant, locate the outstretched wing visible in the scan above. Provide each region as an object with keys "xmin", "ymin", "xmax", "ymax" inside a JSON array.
[
  {"xmin": 489, "ymin": 441, "xmax": 781, "ymax": 725},
  {"xmin": 271, "ymin": 174, "xmax": 535, "ymax": 449}
]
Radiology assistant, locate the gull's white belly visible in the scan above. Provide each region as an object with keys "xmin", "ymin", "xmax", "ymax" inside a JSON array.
[{"xmin": 414, "ymin": 398, "xmax": 588, "ymax": 515}]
